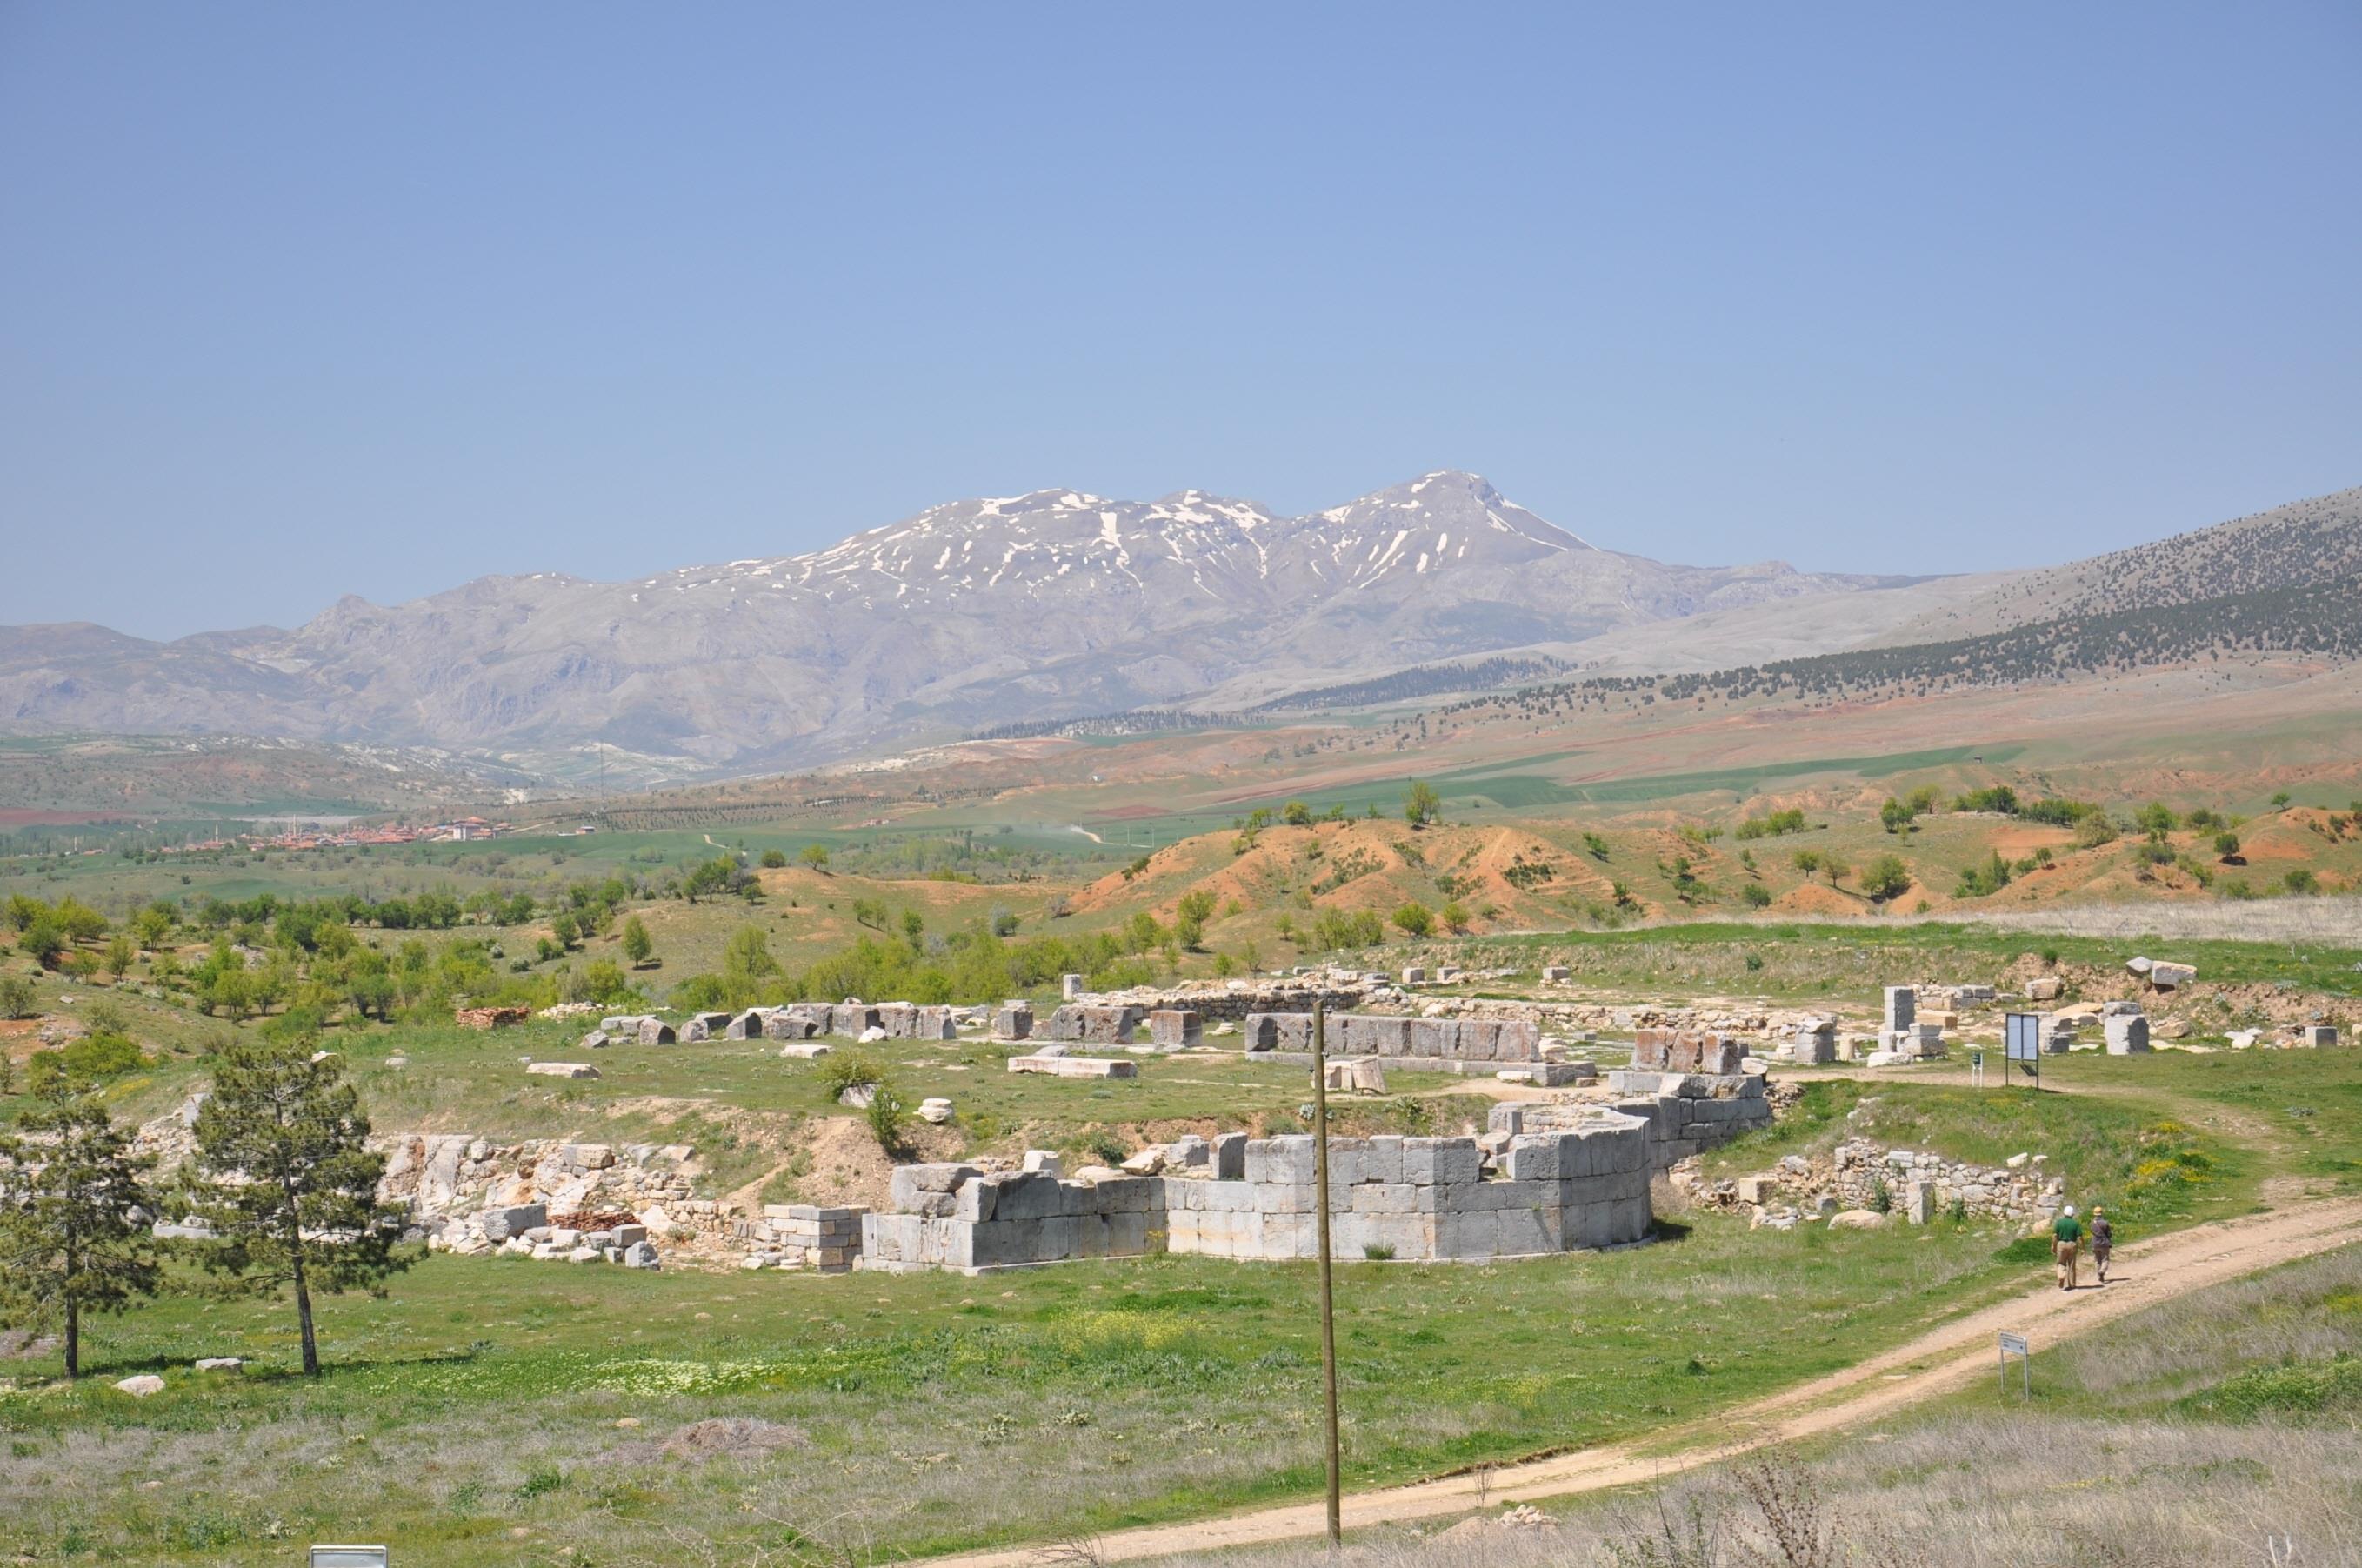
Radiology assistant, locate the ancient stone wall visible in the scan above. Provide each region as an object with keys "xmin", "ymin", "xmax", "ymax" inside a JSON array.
[
  {"xmin": 1241, "ymin": 1011, "xmax": 1543, "ymax": 1063},
  {"xmin": 861, "ymin": 1118, "xmax": 1651, "ymax": 1275},
  {"xmin": 1631, "ymin": 1028, "xmax": 1746, "ymax": 1075},
  {"xmin": 1586, "ymin": 1068, "xmax": 1776, "ymax": 1169}
]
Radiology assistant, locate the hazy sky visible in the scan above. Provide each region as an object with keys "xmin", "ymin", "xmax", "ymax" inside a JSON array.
[{"xmin": 4, "ymin": 4, "xmax": 2358, "ymax": 639}]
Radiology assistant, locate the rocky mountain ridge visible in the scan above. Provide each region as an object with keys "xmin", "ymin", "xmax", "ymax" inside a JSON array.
[{"xmin": 0, "ymin": 471, "xmax": 1901, "ymax": 776}]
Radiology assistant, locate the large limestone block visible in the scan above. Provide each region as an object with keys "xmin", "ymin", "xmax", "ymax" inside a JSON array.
[
  {"xmin": 1350, "ymin": 1181, "xmax": 1418, "ymax": 1215},
  {"xmin": 991, "ymin": 1174, "xmax": 1068, "ymax": 1222},
  {"xmin": 1504, "ymin": 1135, "xmax": 1566, "ymax": 1182},
  {"xmin": 1493, "ymin": 1205, "xmax": 1557, "ymax": 1257},
  {"xmin": 888, "ymin": 1164, "xmax": 982, "ymax": 1212},
  {"xmin": 1245, "ymin": 1135, "xmax": 1317, "ymax": 1185},
  {"xmin": 1492, "ymin": 1018, "xmax": 1543, "ymax": 1061},
  {"xmin": 1403, "ymin": 1138, "xmax": 1483, "ymax": 1186},
  {"xmin": 1148, "ymin": 1009, "xmax": 1203, "ymax": 1047}
]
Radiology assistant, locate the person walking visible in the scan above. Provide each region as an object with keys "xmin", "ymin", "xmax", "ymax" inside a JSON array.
[
  {"xmin": 2052, "ymin": 1204, "xmax": 2082, "ymax": 1291},
  {"xmin": 2089, "ymin": 1205, "xmax": 2112, "ymax": 1284}
]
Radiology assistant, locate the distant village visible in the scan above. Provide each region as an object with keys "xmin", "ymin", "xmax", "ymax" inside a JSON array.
[{"xmin": 162, "ymin": 815, "xmax": 558, "ymax": 855}]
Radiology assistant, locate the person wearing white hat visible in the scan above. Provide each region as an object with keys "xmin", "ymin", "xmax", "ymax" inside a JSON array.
[{"xmin": 2051, "ymin": 1204, "xmax": 2083, "ymax": 1290}]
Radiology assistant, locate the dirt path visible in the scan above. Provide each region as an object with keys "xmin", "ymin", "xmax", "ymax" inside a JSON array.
[{"xmin": 921, "ymin": 1195, "xmax": 2362, "ymax": 1568}]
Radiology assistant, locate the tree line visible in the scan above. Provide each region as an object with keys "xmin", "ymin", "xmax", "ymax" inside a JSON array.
[{"xmin": 0, "ymin": 1035, "xmax": 406, "ymax": 1380}]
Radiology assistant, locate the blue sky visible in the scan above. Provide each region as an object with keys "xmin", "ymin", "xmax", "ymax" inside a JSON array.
[{"xmin": 3, "ymin": 3, "xmax": 2357, "ymax": 638}]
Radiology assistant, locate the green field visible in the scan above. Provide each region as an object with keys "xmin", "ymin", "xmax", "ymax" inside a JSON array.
[{"xmin": 0, "ymin": 1188, "xmax": 2141, "ymax": 1565}]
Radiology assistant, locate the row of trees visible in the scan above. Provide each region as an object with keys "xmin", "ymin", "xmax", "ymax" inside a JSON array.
[{"xmin": 0, "ymin": 1037, "xmax": 405, "ymax": 1380}]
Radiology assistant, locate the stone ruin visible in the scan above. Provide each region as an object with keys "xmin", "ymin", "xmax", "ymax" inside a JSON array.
[
  {"xmin": 1007, "ymin": 1052, "xmax": 1137, "ymax": 1079},
  {"xmin": 1501, "ymin": 1063, "xmax": 1773, "ymax": 1172},
  {"xmin": 1869, "ymin": 986, "xmax": 1946, "ymax": 1064},
  {"xmin": 861, "ymin": 1116, "xmax": 1653, "ymax": 1273},
  {"xmin": 735, "ymin": 1205, "xmax": 863, "ymax": 1271},
  {"xmin": 577, "ymin": 1014, "xmax": 676, "ymax": 1049},
  {"xmin": 377, "ymin": 1134, "xmax": 705, "ymax": 1269},
  {"xmin": 454, "ymin": 1005, "xmax": 531, "ymax": 1030},
  {"xmin": 1630, "ymin": 1027, "xmax": 1746, "ymax": 1075},
  {"xmin": 1788, "ymin": 1018, "xmax": 1837, "ymax": 1064},
  {"xmin": 1149, "ymin": 1008, "xmax": 1203, "ymax": 1047},
  {"xmin": 1240, "ymin": 1011, "xmax": 1553, "ymax": 1076},
  {"xmin": 1042, "ymin": 1004, "xmax": 1149, "ymax": 1044},
  {"xmin": 1692, "ymin": 1138, "xmax": 2065, "ymax": 1231}
]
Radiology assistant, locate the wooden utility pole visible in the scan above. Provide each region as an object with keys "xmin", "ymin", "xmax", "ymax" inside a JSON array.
[{"xmin": 1311, "ymin": 998, "xmax": 1342, "ymax": 1545}]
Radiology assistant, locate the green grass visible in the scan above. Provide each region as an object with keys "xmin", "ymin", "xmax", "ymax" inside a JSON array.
[
  {"xmin": 1087, "ymin": 744, "xmax": 2024, "ymax": 835},
  {"xmin": 2049, "ymin": 1050, "xmax": 2362, "ymax": 1195},
  {"xmin": 1698, "ymin": 1078, "xmax": 2255, "ymax": 1233},
  {"xmin": 1444, "ymin": 918, "xmax": 2362, "ymax": 999},
  {"xmin": 1941, "ymin": 1240, "xmax": 2362, "ymax": 1425},
  {"xmin": 5, "ymin": 1009, "xmax": 1478, "ymax": 1176},
  {"xmin": 0, "ymin": 1206, "xmax": 2085, "ymax": 1565}
]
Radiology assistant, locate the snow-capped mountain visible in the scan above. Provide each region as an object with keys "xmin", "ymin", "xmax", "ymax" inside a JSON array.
[{"xmin": 0, "ymin": 471, "xmax": 1894, "ymax": 773}]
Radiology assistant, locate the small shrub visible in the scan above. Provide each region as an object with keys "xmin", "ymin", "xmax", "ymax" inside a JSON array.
[
  {"xmin": 55, "ymin": 1031, "xmax": 148, "ymax": 1082},
  {"xmin": 817, "ymin": 1051, "xmax": 885, "ymax": 1098},
  {"xmin": 515, "ymin": 1465, "xmax": 565, "ymax": 1500},
  {"xmin": 1362, "ymin": 1242, "xmax": 1396, "ymax": 1261},
  {"xmin": 1869, "ymin": 1177, "xmax": 1892, "ymax": 1214},
  {"xmin": 2181, "ymin": 1353, "xmax": 2362, "ymax": 1420},
  {"xmin": 1074, "ymin": 1129, "xmax": 1128, "ymax": 1165},
  {"xmin": 864, "ymin": 1082, "xmax": 911, "ymax": 1153}
]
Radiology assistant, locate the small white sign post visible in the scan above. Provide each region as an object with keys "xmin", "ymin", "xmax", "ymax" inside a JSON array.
[{"xmin": 1998, "ymin": 1331, "xmax": 2031, "ymax": 1399}]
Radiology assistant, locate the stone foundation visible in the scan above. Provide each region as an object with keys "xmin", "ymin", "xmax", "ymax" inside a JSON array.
[
  {"xmin": 862, "ymin": 1117, "xmax": 1652, "ymax": 1274},
  {"xmin": 1241, "ymin": 1011, "xmax": 1543, "ymax": 1064}
]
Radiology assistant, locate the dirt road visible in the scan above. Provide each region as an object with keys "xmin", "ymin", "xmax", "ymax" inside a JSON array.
[{"xmin": 923, "ymin": 1195, "xmax": 2362, "ymax": 1568}]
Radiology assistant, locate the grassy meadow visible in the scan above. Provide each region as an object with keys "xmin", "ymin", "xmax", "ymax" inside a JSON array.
[{"xmin": 2, "ymin": 1191, "xmax": 2139, "ymax": 1565}]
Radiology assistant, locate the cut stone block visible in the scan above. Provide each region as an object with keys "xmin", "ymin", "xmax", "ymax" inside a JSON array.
[
  {"xmin": 2104, "ymin": 1015, "xmax": 2152, "ymax": 1054},
  {"xmin": 1148, "ymin": 1009, "xmax": 1203, "ymax": 1047},
  {"xmin": 1007, "ymin": 1054, "xmax": 1138, "ymax": 1079}
]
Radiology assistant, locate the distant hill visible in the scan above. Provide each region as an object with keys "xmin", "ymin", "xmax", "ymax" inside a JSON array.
[
  {"xmin": 1881, "ymin": 487, "xmax": 2362, "ymax": 644},
  {"xmin": 0, "ymin": 471, "xmax": 1896, "ymax": 776},
  {"xmin": 1453, "ymin": 570, "xmax": 2362, "ymax": 720}
]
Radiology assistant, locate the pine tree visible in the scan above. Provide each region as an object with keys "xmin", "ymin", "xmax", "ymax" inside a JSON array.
[
  {"xmin": 186, "ymin": 1036, "xmax": 411, "ymax": 1377},
  {"xmin": 0, "ymin": 1079, "xmax": 161, "ymax": 1378}
]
